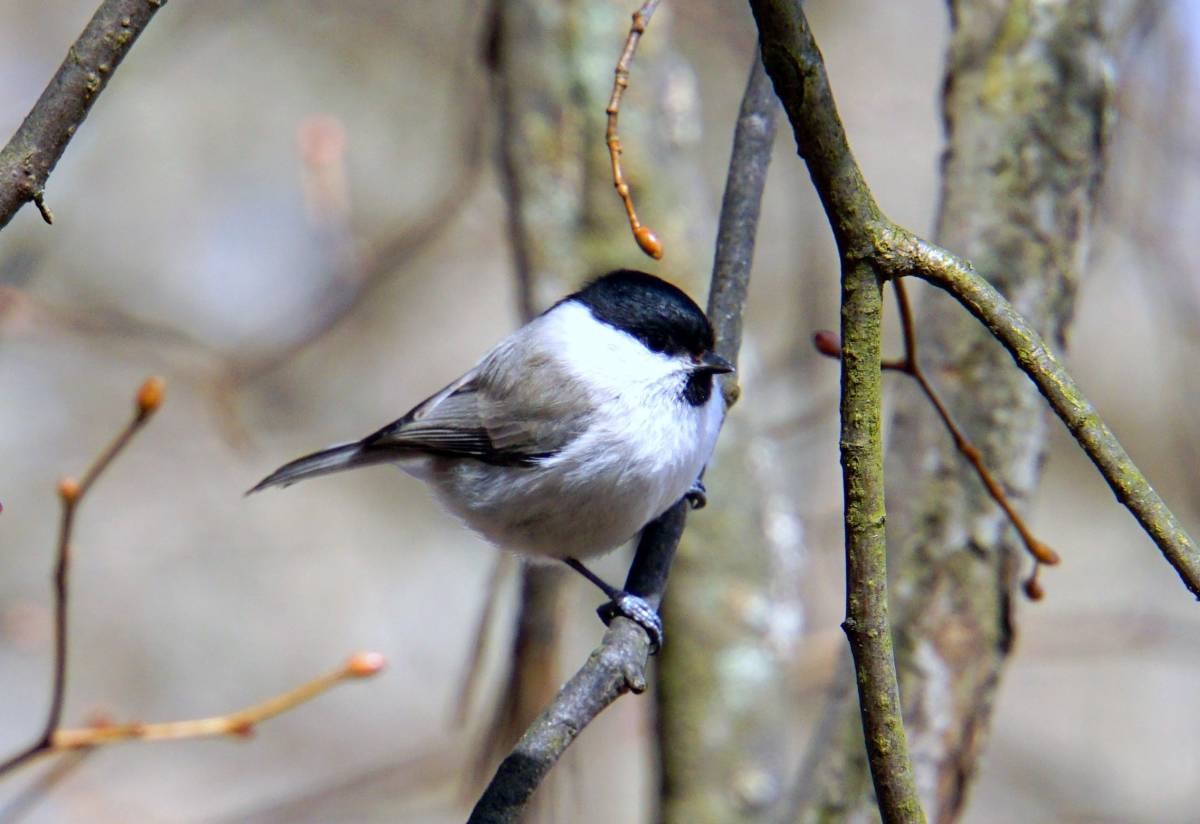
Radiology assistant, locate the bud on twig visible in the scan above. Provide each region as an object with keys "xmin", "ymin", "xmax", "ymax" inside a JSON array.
[
  {"xmin": 346, "ymin": 651, "xmax": 386, "ymax": 678},
  {"xmin": 813, "ymin": 330, "xmax": 842, "ymax": 359},
  {"xmin": 136, "ymin": 376, "xmax": 165, "ymax": 419}
]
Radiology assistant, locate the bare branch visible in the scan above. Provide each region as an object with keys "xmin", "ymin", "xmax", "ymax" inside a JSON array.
[
  {"xmin": 886, "ymin": 232, "xmax": 1200, "ymax": 599},
  {"xmin": 470, "ymin": 39, "xmax": 778, "ymax": 824},
  {"xmin": 51, "ymin": 653, "xmax": 384, "ymax": 749},
  {"xmin": 0, "ymin": 0, "xmax": 168, "ymax": 229},
  {"xmin": 467, "ymin": 505, "xmax": 685, "ymax": 824},
  {"xmin": 0, "ymin": 378, "xmax": 384, "ymax": 785},
  {"xmin": 605, "ymin": 0, "xmax": 665, "ymax": 260},
  {"xmin": 747, "ymin": 2, "xmax": 926, "ymax": 820},
  {"xmin": 0, "ymin": 376, "xmax": 165, "ymax": 776},
  {"xmin": 707, "ymin": 52, "xmax": 778, "ymax": 382},
  {"xmin": 815, "ymin": 277, "xmax": 1064, "ymax": 593}
]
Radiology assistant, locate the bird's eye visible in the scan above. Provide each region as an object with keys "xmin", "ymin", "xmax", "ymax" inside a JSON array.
[{"xmin": 645, "ymin": 333, "xmax": 668, "ymax": 353}]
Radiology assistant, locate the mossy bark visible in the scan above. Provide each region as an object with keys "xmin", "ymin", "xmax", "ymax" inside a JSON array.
[{"xmin": 799, "ymin": 3, "xmax": 1112, "ymax": 821}]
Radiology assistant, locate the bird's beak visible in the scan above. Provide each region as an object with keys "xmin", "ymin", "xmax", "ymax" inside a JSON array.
[{"xmin": 694, "ymin": 352, "xmax": 735, "ymax": 375}]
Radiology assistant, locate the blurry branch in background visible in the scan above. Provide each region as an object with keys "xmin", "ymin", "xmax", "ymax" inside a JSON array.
[
  {"xmin": 0, "ymin": 378, "xmax": 385, "ymax": 787},
  {"xmin": 605, "ymin": 0, "xmax": 664, "ymax": 261},
  {"xmin": 0, "ymin": 376, "xmax": 166, "ymax": 778},
  {"xmin": 468, "ymin": 36, "xmax": 774, "ymax": 824},
  {"xmin": 0, "ymin": 98, "xmax": 485, "ymax": 445},
  {"xmin": 226, "ymin": 106, "xmax": 487, "ymax": 386},
  {"xmin": 0, "ymin": 0, "xmax": 168, "ymax": 230},
  {"xmin": 49, "ymin": 652, "xmax": 385, "ymax": 749},
  {"xmin": 656, "ymin": 52, "xmax": 783, "ymax": 824},
  {"xmin": 813, "ymin": 277, "xmax": 1063, "ymax": 600}
]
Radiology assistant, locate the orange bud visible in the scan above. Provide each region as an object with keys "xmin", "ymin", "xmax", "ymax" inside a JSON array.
[
  {"xmin": 136, "ymin": 376, "xmax": 165, "ymax": 417},
  {"xmin": 1029, "ymin": 540, "xmax": 1060, "ymax": 566},
  {"xmin": 229, "ymin": 720, "xmax": 255, "ymax": 738},
  {"xmin": 813, "ymin": 331, "xmax": 841, "ymax": 359},
  {"xmin": 58, "ymin": 477, "xmax": 80, "ymax": 502},
  {"xmin": 87, "ymin": 709, "xmax": 115, "ymax": 729},
  {"xmin": 1023, "ymin": 573, "xmax": 1044, "ymax": 601},
  {"xmin": 346, "ymin": 651, "xmax": 386, "ymax": 678},
  {"xmin": 634, "ymin": 226, "xmax": 663, "ymax": 260}
]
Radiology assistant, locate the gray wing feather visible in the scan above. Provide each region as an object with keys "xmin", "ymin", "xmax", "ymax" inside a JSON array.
[{"xmin": 362, "ymin": 343, "xmax": 594, "ymax": 465}]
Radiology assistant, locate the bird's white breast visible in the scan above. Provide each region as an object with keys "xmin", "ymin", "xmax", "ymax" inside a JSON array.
[{"xmin": 422, "ymin": 302, "xmax": 726, "ymax": 560}]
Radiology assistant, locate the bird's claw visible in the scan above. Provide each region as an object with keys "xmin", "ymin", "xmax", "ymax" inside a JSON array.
[
  {"xmin": 597, "ymin": 592, "xmax": 664, "ymax": 654},
  {"xmin": 685, "ymin": 479, "xmax": 707, "ymax": 510}
]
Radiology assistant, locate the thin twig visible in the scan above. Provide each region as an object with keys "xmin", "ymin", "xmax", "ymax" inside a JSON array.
[
  {"xmin": 605, "ymin": 0, "xmax": 664, "ymax": 260},
  {"xmin": 815, "ymin": 277, "xmax": 1062, "ymax": 597},
  {"xmin": 470, "ymin": 41, "xmax": 776, "ymax": 824},
  {"xmin": 0, "ymin": 378, "xmax": 385, "ymax": 783},
  {"xmin": 0, "ymin": 376, "xmax": 165, "ymax": 776},
  {"xmin": 881, "ymin": 230, "xmax": 1200, "ymax": 600},
  {"xmin": 0, "ymin": 0, "xmax": 169, "ymax": 230},
  {"xmin": 50, "ymin": 653, "xmax": 384, "ymax": 750}
]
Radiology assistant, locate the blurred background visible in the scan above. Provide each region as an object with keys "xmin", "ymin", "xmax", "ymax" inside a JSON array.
[{"xmin": 1, "ymin": 1, "xmax": 1198, "ymax": 822}]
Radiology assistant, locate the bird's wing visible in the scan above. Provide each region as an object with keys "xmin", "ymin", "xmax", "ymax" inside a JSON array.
[{"xmin": 361, "ymin": 347, "xmax": 593, "ymax": 466}]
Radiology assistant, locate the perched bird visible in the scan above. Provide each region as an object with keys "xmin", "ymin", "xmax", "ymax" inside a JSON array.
[{"xmin": 250, "ymin": 269, "xmax": 732, "ymax": 647}]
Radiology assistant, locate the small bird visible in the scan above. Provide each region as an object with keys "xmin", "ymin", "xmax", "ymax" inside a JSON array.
[{"xmin": 250, "ymin": 269, "xmax": 732, "ymax": 648}]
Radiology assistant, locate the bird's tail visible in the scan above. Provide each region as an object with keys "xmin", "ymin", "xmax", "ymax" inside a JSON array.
[{"xmin": 247, "ymin": 441, "xmax": 385, "ymax": 494}]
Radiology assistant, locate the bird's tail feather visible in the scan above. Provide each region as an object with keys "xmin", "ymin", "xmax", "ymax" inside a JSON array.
[{"xmin": 247, "ymin": 441, "xmax": 385, "ymax": 494}]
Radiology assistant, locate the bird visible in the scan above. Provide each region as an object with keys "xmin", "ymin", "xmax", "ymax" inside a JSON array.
[{"xmin": 249, "ymin": 269, "xmax": 732, "ymax": 648}]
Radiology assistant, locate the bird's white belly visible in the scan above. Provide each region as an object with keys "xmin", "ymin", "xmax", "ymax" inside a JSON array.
[{"xmin": 423, "ymin": 390, "xmax": 723, "ymax": 560}]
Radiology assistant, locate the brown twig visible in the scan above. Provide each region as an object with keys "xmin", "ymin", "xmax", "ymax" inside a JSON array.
[
  {"xmin": 814, "ymin": 278, "xmax": 1061, "ymax": 597},
  {"xmin": 0, "ymin": 376, "xmax": 165, "ymax": 777},
  {"xmin": 0, "ymin": 378, "xmax": 385, "ymax": 782},
  {"xmin": 51, "ymin": 653, "xmax": 384, "ymax": 750},
  {"xmin": 605, "ymin": 0, "xmax": 665, "ymax": 260},
  {"xmin": 0, "ymin": 0, "xmax": 169, "ymax": 230}
]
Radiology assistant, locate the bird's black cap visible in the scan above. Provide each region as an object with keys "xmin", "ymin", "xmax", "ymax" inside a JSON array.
[{"xmin": 568, "ymin": 269, "xmax": 715, "ymax": 359}]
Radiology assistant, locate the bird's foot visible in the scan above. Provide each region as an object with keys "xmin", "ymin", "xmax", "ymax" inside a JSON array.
[
  {"xmin": 597, "ymin": 592, "xmax": 664, "ymax": 654},
  {"xmin": 684, "ymin": 479, "xmax": 707, "ymax": 510}
]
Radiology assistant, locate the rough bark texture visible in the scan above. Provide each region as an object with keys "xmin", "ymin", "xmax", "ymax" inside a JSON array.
[
  {"xmin": 0, "ymin": 0, "xmax": 168, "ymax": 228},
  {"xmin": 800, "ymin": 3, "xmax": 1112, "ymax": 821}
]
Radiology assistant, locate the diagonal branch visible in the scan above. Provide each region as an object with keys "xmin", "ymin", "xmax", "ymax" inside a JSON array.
[
  {"xmin": 0, "ymin": 0, "xmax": 168, "ymax": 229},
  {"xmin": 884, "ymin": 231, "xmax": 1200, "ymax": 598},
  {"xmin": 468, "ymin": 41, "xmax": 779, "ymax": 824}
]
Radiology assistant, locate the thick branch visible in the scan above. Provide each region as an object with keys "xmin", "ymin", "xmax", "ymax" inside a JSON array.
[
  {"xmin": 748, "ymin": 2, "xmax": 926, "ymax": 821},
  {"xmin": 0, "ymin": 0, "xmax": 168, "ymax": 229}
]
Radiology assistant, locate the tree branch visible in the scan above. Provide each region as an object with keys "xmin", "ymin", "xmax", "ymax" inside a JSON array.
[
  {"xmin": 752, "ymin": 2, "xmax": 1196, "ymax": 817},
  {"xmin": 0, "ymin": 0, "xmax": 168, "ymax": 229},
  {"xmin": 886, "ymin": 231, "xmax": 1200, "ymax": 599},
  {"xmin": 748, "ymin": 3, "xmax": 926, "ymax": 820},
  {"xmin": 467, "ymin": 505, "xmax": 685, "ymax": 824},
  {"xmin": 470, "ymin": 38, "xmax": 777, "ymax": 824}
]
